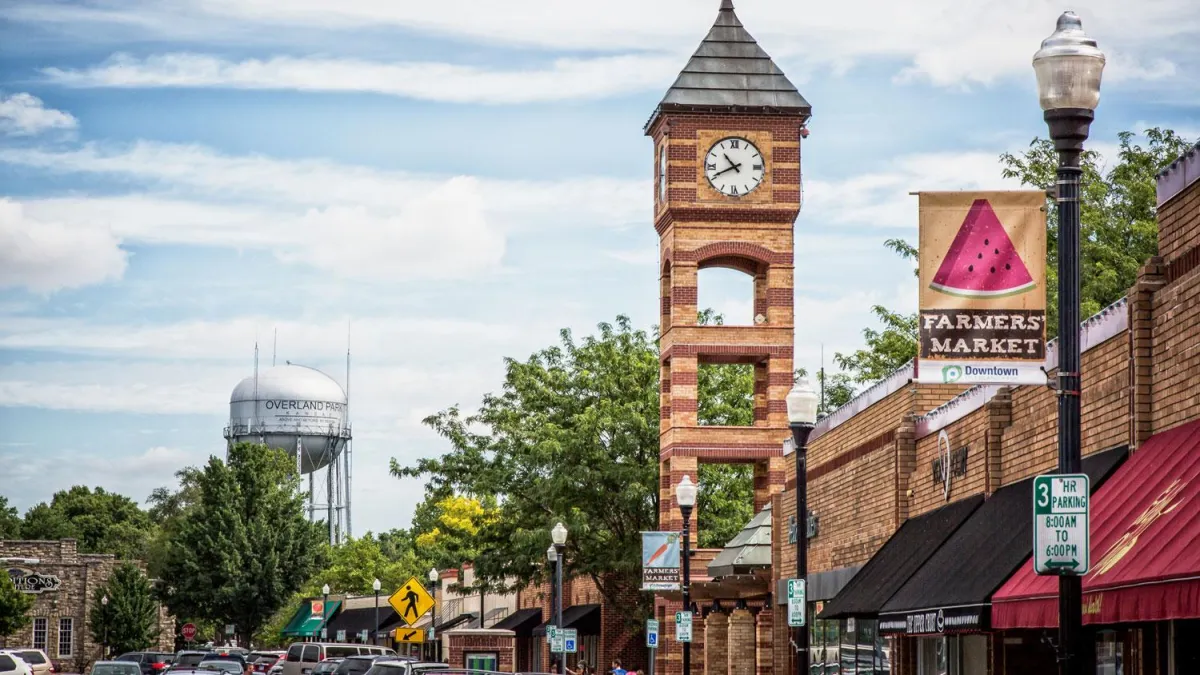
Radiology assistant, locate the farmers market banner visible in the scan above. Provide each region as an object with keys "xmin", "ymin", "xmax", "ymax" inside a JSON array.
[{"xmin": 915, "ymin": 191, "xmax": 1047, "ymax": 386}]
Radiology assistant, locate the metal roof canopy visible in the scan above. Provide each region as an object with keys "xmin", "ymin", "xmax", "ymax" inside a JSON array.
[
  {"xmin": 707, "ymin": 502, "xmax": 773, "ymax": 579},
  {"xmin": 644, "ymin": 0, "xmax": 810, "ymax": 133}
]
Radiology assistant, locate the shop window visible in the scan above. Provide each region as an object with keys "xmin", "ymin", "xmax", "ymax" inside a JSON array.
[
  {"xmin": 33, "ymin": 617, "xmax": 48, "ymax": 651},
  {"xmin": 465, "ymin": 653, "xmax": 498, "ymax": 671},
  {"xmin": 1096, "ymin": 630, "xmax": 1124, "ymax": 675},
  {"xmin": 916, "ymin": 635, "xmax": 984, "ymax": 675},
  {"xmin": 58, "ymin": 618, "xmax": 74, "ymax": 657}
]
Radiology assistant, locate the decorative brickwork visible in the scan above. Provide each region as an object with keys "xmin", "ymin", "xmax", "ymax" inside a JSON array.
[
  {"xmin": 726, "ymin": 610, "xmax": 756, "ymax": 675},
  {"xmin": 704, "ymin": 611, "xmax": 728, "ymax": 675}
]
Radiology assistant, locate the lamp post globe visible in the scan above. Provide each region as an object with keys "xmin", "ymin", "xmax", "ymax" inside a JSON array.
[
  {"xmin": 429, "ymin": 568, "xmax": 439, "ymax": 583},
  {"xmin": 786, "ymin": 378, "xmax": 819, "ymax": 427},
  {"xmin": 551, "ymin": 522, "xmax": 568, "ymax": 546},
  {"xmin": 546, "ymin": 545, "xmax": 557, "ymax": 562},
  {"xmin": 1033, "ymin": 12, "xmax": 1104, "ymax": 675},
  {"xmin": 321, "ymin": 583, "xmax": 330, "ymax": 595}
]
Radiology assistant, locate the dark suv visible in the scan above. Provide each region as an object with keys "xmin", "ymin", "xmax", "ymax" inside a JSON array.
[{"xmin": 116, "ymin": 653, "xmax": 175, "ymax": 675}]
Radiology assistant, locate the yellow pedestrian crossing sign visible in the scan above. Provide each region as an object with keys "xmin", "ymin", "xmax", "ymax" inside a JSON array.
[
  {"xmin": 389, "ymin": 576, "xmax": 435, "ymax": 626},
  {"xmin": 394, "ymin": 627, "xmax": 426, "ymax": 643}
]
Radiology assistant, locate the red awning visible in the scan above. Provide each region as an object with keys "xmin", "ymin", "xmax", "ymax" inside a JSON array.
[{"xmin": 993, "ymin": 419, "xmax": 1200, "ymax": 628}]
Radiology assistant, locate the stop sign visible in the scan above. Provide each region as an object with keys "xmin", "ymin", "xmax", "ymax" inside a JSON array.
[{"xmin": 181, "ymin": 623, "xmax": 197, "ymax": 641}]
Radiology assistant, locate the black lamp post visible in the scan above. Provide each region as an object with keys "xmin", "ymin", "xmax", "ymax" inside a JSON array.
[
  {"xmin": 675, "ymin": 475, "xmax": 697, "ymax": 675},
  {"xmin": 786, "ymin": 378, "xmax": 819, "ymax": 675},
  {"xmin": 321, "ymin": 584, "xmax": 330, "ymax": 641},
  {"xmin": 1033, "ymin": 12, "xmax": 1105, "ymax": 675},
  {"xmin": 100, "ymin": 594, "xmax": 108, "ymax": 659},
  {"xmin": 551, "ymin": 522, "xmax": 568, "ymax": 675},
  {"xmin": 546, "ymin": 545, "xmax": 558, "ymax": 670},
  {"xmin": 428, "ymin": 568, "xmax": 439, "ymax": 660},
  {"xmin": 372, "ymin": 579, "xmax": 381, "ymax": 646}
]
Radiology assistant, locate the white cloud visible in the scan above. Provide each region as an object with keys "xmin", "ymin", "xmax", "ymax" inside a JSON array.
[
  {"xmin": 43, "ymin": 52, "xmax": 684, "ymax": 104},
  {"xmin": 0, "ymin": 140, "xmax": 643, "ymax": 284},
  {"xmin": 0, "ymin": 92, "xmax": 78, "ymax": 136},
  {"xmin": 10, "ymin": 0, "xmax": 1200, "ymax": 89},
  {"xmin": 0, "ymin": 198, "xmax": 129, "ymax": 293}
]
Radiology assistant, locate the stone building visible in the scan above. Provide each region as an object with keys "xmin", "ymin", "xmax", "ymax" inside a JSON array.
[{"xmin": 1, "ymin": 539, "xmax": 174, "ymax": 671}]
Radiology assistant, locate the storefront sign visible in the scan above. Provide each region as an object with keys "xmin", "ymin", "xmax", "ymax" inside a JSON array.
[
  {"xmin": 641, "ymin": 532, "xmax": 681, "ymax": 591},
  {"xmin": 878, "ymin": 606, "xmax": 988, "ymax": 635},
  {"xmin": 1033, "ymin": 474, "xmax": 1090, "ymax": 575},
  {"xmin": 915, "ymin": 191, "xmax": 1047, "ymax": 385},
  {"xmin": 6, "ymin": 568, "xmax": 62, "ymax": 594}
]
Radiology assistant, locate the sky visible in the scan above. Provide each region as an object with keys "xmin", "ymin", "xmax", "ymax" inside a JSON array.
[{"xmin": 2, "ymin": 0, "xmax": 1198, "ymax": 537}]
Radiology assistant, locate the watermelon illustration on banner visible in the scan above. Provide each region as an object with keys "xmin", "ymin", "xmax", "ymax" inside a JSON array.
[{"xmin": 916, "ymin": 191, "xmax": 1047, "ymax": 385}]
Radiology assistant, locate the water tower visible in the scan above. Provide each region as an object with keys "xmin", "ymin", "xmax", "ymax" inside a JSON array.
[{"xmin": 223, "ymin": 361, "xmax": 353, "ymax": 544}]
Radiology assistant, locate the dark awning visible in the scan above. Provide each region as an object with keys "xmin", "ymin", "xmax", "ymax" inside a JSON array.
[
  {"xmin": 878, "ymin": 445, "xmax": 1127, "ymax": 635},
  {"xmin": 435, "ymin": 613, "xmax": 474, "ymax": 631},
  {"xmin": 777, "ymin": 566, "xmax": 862, "ymax": 605},
  {"xmin": 818, "ymin": 495, "xmax": 984, "ymax": 620},
  {"xmin": 283, "ymin": 600, "xmax": 342, "ymax": 637},
  {"xmin": 492, "ymin": 608, "xmax": 542, "ymax": 636},
  {"xmin": 995, "ymin": 422, "xmax": 1200, "ymax": 627},
  {"xmin": 531, "ymin": 604, "xmax": 601, "ymax": 637},
  {"xmin": 326, "ymin": 607, "xmax": 398, "ymax": 637}
]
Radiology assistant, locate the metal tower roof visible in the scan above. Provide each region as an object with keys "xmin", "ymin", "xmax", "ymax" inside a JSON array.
[{"xmin": 645, "ymin": 0, "xmax": 810, "ymax": 132}]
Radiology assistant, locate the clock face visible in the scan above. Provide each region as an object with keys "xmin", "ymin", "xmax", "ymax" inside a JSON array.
[
  {"xmin": 659, "ymin": 144, "xmax": 668, "ymax": 203},
  {"xmin": 704, "ymin": 137, "xmax": 764, "ymax": 197}
]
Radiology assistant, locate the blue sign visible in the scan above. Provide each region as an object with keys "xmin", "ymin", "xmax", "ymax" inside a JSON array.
[{"xmin": 646, "ymin": 619, "xmax": 659, "ymax": 648}]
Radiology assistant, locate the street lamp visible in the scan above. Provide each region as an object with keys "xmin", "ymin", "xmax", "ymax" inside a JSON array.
[
  {"xmin": 786, "ymin": 378, "xmax": 819, "ymax": 675},
  {"xmin": 321, "ymin": 584, "xmax": 330, "ymax": 640},
  {"xmin": 100, "ymin": 594, "xmax": 109, "ymax": 658},
  {"xmin": 675, "ymin": 475, "xmax": 697, "ymax": 675},
  {"xmin": 1033, "ymin": 12, "xmax": 1104, "ymax": 675},
  {"xmin": 372, "ymin": 579, "xmax": 382, "ymax": 646},
  {"xmin": 428, "ymin": 569, "xmax": 439, "ymax": 661},
  {"xmin": 550, "ymin": 523, "xmax": 567, "ymax": 675}
]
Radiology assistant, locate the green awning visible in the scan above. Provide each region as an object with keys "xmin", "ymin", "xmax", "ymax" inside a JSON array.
[{"xmin": 282, "ymin": 600, "xmax": 342, "ymax": 637}]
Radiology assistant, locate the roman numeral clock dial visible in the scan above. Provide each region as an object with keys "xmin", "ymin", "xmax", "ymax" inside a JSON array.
[{"xmin": 704, "ymin": 136, "xmax": 764, "ymax": 197}]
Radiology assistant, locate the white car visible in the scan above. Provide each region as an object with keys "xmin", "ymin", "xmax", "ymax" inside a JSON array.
[
  {"xmin": 11, "ymin": 651, "xmax": 51, "ymax": 675},
  {"xmin": 0, "ymin": 651, "xmax": 33, "ymax": 675}
]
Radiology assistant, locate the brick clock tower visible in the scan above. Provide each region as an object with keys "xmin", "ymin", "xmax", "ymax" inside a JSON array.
[{"xmin": 646, "ymin": 1, "xmax": 809, "ymax": 673}]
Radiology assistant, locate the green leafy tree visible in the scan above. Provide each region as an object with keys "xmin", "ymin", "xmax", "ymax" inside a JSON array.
[
  {"xmin": 158, "ymin": 443, "xmax": 328, "ymax": 647},
  {"xmin": 0, "ymin": 496, "xmax": 22, "ymax": 539},
  {"xmin": 0, "ymin": 574, "xmax": 34, "ymax": 640},
  {"xmin": 306, "ymin": 533, "xmax": 426, "ymax": 597},
  {"xmin": 833, "ymin": 307, "xmax": 919, "ymax": 385},
  {"xmin": 21, "ymin": 486, "xmax": 154, "ymax": 560},
  {"xmin": 89, "ymin": 563, "xmax": 160, "ymax": 656}
]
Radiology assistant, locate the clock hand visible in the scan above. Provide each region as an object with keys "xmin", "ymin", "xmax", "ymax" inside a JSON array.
[
  {"xmin": 723, "ymin": 153, "xmax": 742, "ymax": 173},
  {"xmin": 713, "ymin": 164, "xmax": 741, "ymax": 177}
]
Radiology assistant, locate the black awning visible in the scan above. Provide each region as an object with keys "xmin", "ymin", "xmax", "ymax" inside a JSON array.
[
  {"xmin": 818, "ymin": 494, "xmax": 984, "ymax": 620},
  {"xmin": 435, "ymin": 613, "xmax": 475, "ymax": 631},
  {"xmin": 878, "ymin": 445, "xmax": 1127, "ymax": 635},
  {"xmin": 492, "ymin": 608, "xmax": 543, "ymax": 636},
  {"xmin": 325, "ymin": 606, "xmax": 399, "ymax": 636},
  {"xmin": 531, "ymin": 604, "xmax": 601, "ymax": 637}
]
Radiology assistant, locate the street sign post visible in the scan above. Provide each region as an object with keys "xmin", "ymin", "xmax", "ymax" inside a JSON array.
[
  {"xmin": 225, "ymin": 624, "xmax": 235, "ymax": 636},
  {"xmin": 181, "ymin": 623, "xmax": 197, "ymax": 642},
  {"xmin": 359, "ymin": 630, "xmax": 369, "ymax": 642},
  {"xmin": 562, "ymin": 629, "xmax": 578, "ymax": 654},
  {"xmin": 1033, "ymin": 473, "xmax": 1090, "ymax": 575},
  {"xmin": 675, "ymin": 611, "xmax": 693, "ymax": 643},
  {"xmin": 787, "ymin": 579, "xmax": 806, "ymax": 627},
  {"xmin": 645, "ymin": 619, "xmax": 659, "ymax": 648},
  {"xmin": 551, "ymin": 634, "xmax": 565, "ymax": 654},
  {"xmin": 546, "ymin": 625, "xmax": 557, "ymax": 645},
  {"xmin": 320, "ymin": 628, "xmax": 327, "ymax": 639},
  {"xmin": 336, "ymin": 630, "xmax": 346, "ymax": 642},
  {"xmin": 388, "ymin": 577, "xmax": 437, "ymax": 627}
]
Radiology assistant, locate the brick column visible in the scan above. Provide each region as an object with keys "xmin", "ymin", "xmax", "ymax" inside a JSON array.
[
  {"xmin": 894, "ymin": 415, "xmax": 918, "ymax": 526},
  {"xmin": 752, "ymin": 458, "xmax": 785, "ymax": 513},
  {"xmin": 727, "ymin": 609, "xmax": 756, "ymax": 675},
  {"xmin": 754, "ymin": 607, "xmax": 773, "ymax": 675},
  {"xmin": 705, "ymin": 610, "xmax": 729, "ymax": 675},
  {"xmin": 1129, "ymin": 257, "xmax": 1165, "ymax": 449},
  {"xmin": 984, "ymin": 388, "xmax": 1013, "ymax": 494}
]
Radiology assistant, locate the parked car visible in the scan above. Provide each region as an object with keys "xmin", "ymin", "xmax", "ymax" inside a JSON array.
[
  {"xmin": 310, "ymin": 660, "xmax": 342, "ymax": 675},
  {"xmin": 197, "ymin": 661, "xmax": 243, "ymax": 675},
  {"xmin": 88, "ymin": 662, "xmax": 143, "ymax": 675},
  {"xmin": 251, "ymin": 657, "xmax": 281, "ymax": 675},
  {"xmin": 116, "ymin": 652, "xmax": 175, "ymax": 675},
  {"xmin": 281, "ymin": 644, "xmax": 395, "ymax": 675},
  {"xmin": 171, "ymin": 654, "xmax": 214, "ymax": 671},
  {"xmin": 362, "ymin": 662, "xmax": 449, "ymax": 675},
  {"xmin": 0, "ymin": 651, "xmax": 32, "ymax": 675},
  {"xmin": 10, "ymin": 651, "xmax": 51, "ymax": 675},
  {"xmin": 332, "ymin": 656, "xmax": 394, "ymax": 675}
]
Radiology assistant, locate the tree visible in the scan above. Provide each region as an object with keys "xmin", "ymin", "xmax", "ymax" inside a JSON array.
[
  {"xmin": 1000, "ymin": 127, "xmax": 1193, "ymax": 335},
  {"xmin": 158, "ymin": 443, "xmax": 328, "ymax": 647},
  {"xmin": 0, "ymin": 574, "xmax": 34, "ymax": 641},
  {"xmin": 833, "ymin": 306, "xmax": 918, "ymax": 385},
  {"xmin": 411, "ymin": 495, "xmax": 498, "ymax": 578},
  {"xmin": 307, "ymin": 534, "xmax": 425, "ymax": 597},
  {"xmin": 20, "ymin": 486, "xmax": 154, "ymax": 561},
  {"xmin": 0, "ymin": 496, "xmax": 21, "ymax": 539},
  {"xmin": 89, "ymin": 563, "xmax": 160, "ymax": 656}
]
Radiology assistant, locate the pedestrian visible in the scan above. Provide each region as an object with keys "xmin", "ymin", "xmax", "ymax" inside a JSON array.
[{"xmin": 610, "ymin": 660, "xmax": 626, "ymax": 675}]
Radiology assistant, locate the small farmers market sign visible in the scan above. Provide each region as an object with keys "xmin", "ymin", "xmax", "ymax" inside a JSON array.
[
  {"xmin": 915, "ymin": 191, "xmax": 1047, "ymax": 385},
  {"xmin": 7, "ymin": 567, "xmax": 62, "ymax": 593}
]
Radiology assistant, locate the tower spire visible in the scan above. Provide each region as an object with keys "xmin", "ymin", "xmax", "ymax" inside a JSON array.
[{"xmin": 719, "ymin": 0, "xmax": 734, "ymax": 9}]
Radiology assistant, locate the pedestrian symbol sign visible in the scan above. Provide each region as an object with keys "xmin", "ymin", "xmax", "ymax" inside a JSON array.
[
  {"xmin": 675, "ymin": 611, "xmax": 693, "ymax": 643},
  {"xmin": 646, "ymin": 619, "xmax": 659, "ymax": 648},
  {"xmin": 1033, "ymin": 474, "xmax": 1090, "ymax": 575},
  {"xmin": 396, "ymin": 628, "xmax": 425, "ymax": 644},
  {"xmin": 389, "ymin": 576, "xmax": 436, "ymax": 626},
  {"xmin": 787, "ymin": 579, "xmax": 806, "ymax": 627},
  {"xmin": 562, "ymin": 629, "xmax": 578, "ymax": 654}
]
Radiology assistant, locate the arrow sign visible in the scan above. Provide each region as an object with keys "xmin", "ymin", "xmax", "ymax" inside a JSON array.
[
  {"xmin": 1045, "ymin": 559, "xmax": 1081, "ymax": 570},
  {"xmin": 396, "ymin": 628, "xmax": 425, "ymax": 644}
]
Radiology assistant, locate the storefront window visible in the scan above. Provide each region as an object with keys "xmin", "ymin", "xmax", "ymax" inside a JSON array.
[
  {"xmin": 916, "ymin": 636, "xmax": 985, "ymax": 675},
  {"xmin": 58, "ymin": 618, "xmax": 74, "ymax": 658},
  {"xmin": 1096, "ymin": 630, "xmax": 1124, "ymax": 675},
  {"xmin": 33, "ymin": 618, "xmax": 47, "ymax": 651}
]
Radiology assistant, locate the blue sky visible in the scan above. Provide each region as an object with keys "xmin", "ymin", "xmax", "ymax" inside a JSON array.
[{"xmin": 2, "ymin": 0, "xmax": 1198, "ymax": 536}]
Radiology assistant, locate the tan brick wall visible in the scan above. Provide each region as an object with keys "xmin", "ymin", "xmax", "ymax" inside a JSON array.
[
  {"xmin": 726, "ymin": 610, "xmax": 755, "ymax": 675},
  {"xmin": 1156, "ymin": 170, "xmax": 1200, "ymax": 264},
  {"xmin": 1153, "ymin": 271, "xmax": 1200, "ymax": 433},
  {"xmin": 704, "ymin": 612, "xmax": 728, "ymax": 675}
]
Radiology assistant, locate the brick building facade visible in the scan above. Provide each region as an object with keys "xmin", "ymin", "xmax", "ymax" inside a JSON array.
[
  {"xmin": 1, "ymin": 539, "xmax": 174, "ymax": 672},
  {"xmin": 773, "ymin": 142, "xmax": 1200, "ymax": 675}
]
